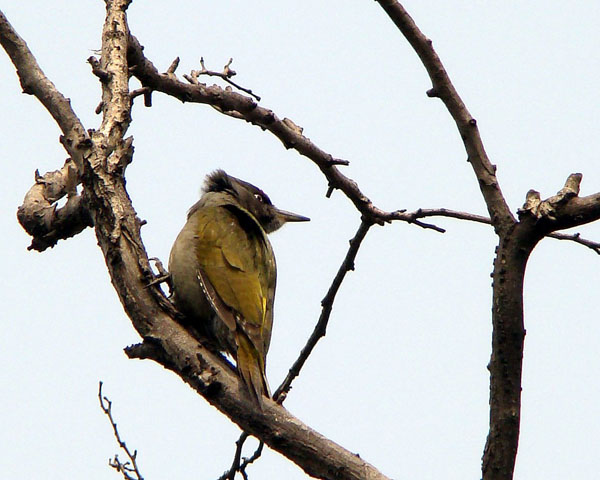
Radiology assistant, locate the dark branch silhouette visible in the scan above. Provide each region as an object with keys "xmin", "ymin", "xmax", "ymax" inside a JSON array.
[
  {"xmin": 374, "ymin": 2, "xmax": 600, "ymax": 479},
  {"xmin": 98, "ymin": 382, "xmax": 144, "ymax": 480},
  {"xmin": 2, "ymin": 2, "xmax": 600, "ymax": 480}
]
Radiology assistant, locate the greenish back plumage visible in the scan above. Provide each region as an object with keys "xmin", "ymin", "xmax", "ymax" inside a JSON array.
[{"xmin": 169, "ymin": 170, "xmax": 308, "ymax": 408}]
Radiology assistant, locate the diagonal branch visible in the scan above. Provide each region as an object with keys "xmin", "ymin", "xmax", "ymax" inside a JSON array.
[
  {"xmin": 372, "ymin": 4, "xmax": 600, "ymax": 480},
  {"xmin": 274, "ymin": 219, "xmax": 373, "ymax": 401},
  {"xmin": 99, "ymin": 382, "xmax": 144, "ymax": 480},
  {"xmin": 408, "ymin": 207, "xmax": 600, "ymax": 254},
  {"xmin": 2, "ymin": 5, "xmax": 392, "ymax": 479},
  {"xmin": 0, "ymin": 10, "xmax": 89, "ymax": 166},
  {"xmin": 374, "ymin": 1, "xmax": 514, "ymax": 235},
  {"xmin": 125, "ymin": 324, "xmax": 392, "ymax": 480},
  {"xmin": 0, "ymin": 9, "xmax": 94, "ymax": 249},
  {"xmin": 222, "ymin": 219, "xmax": 374, "ymax": 478},
  {"xmin": 126, "ymin": 35, "xmax": 444, "ymax": 233}
]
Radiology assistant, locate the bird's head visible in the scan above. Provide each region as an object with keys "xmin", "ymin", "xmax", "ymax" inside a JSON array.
[{"xmin": 203, "ymin": 169, "xmax": 310, "ymax": 233}]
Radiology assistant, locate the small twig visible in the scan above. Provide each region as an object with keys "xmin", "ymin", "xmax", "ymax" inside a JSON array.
[
  {"xmin": 218, "ymin": 432, "xmax": 264, "ymax": 480},
  {"xmin": 218, "ymin": 220, "xmax": 373, "ymax": 478},
  {"xmin": 327, "ymin": 158, "xmax": 350, "ymax": 166},
  {"xmin": 130, "ymin": 87, "xmax": 152, "ymax": 107},
  {"xmin": 548, "ymin": 231, "xmax": 600, "ymax": 254},
  {"xmin": 98, "ymin": 382, "xmax": 144, "ymax": 480},
  {"xmin": 273, "ymin": 218, "xmax": 373, "ymax": 401},
  {"xmin": 166, "ymin": 56, "xmax": 179, "ymax": 75},
  {"xmin": 218, "ymin": 432, "xmax": 249, "ymax": 480},
  {"xmin": 238, "ymin": 441, "xmax": 264, "ymax": 480},
  {"xmin": 190, "ymin": 57, "xmax": 261, "ymax": 101},
  {"xmin": 408, "ymin": 207, "xmax": 600, "ymax": 253},
  {"xmin": 88, "ymin": 56, "xmax": 110, "ymax": 83},
  {"xmin": 408, "ymin": 207, "xmax": 490, "ymax": 225}
]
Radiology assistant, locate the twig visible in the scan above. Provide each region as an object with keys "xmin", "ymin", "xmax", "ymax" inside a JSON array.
[
  {"xmin": 166, "ymin": 56, "xmax": 179, "ymax": 75},
  {"xmin": 130, "ymin": 87, "xmax": 152, "ymax": 107},
  {"xmin": 126, "ymin": 36, "xmax": 444, "ymax": 231},
  {"xmin": 189, "ymin": 57, "xmax": 261, "ymax": 101},
  {"xmin": 219, "ymin": 219, "xmax": 374, "ymax": 478},
  {"xmin": 550, "ymin": 231, "xmax": 600, "ymax": 254},
  {"xmin": 238, "ymin": 441, "xmax": 264, "ymax": 480},
  {"xmin": 374, "ymin": 0, "xmax": 514, "ymax": 235},
  {"xmin": 408, "ymin": 207, "xmax": 600, "ymax": 253},
  {"xmin": 273, "ymin": 218, "xmax": 373, "ymax": 401},
  {"xmin": 88, "ymin": 55, "xmax": 110, "ymax": 83},
  {"xmin": 98, "ymin": 382, "xmax": 144, "ymax": 480},
  {"xmin": 218, "ymin": 432, "xmax": 250, "ymax": 480},
  {"xmin": 218, "ymin": 432, "xmax": 263, "ymax": 480}
]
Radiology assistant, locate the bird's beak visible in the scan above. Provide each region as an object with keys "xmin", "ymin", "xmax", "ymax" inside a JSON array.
[{"xmin": 276, "ymin": 209, "xmax": 310, "ymax": 223}]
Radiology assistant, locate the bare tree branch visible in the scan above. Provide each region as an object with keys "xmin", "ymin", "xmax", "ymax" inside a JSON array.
[
  {"xmin": 98, "ymin": 382, "xmax": 144, "ymax": 480},
  {"xmin": 0, "ymin": 10, "xmax": 97, "ymax": 250},
  {"xmin": 0, "ymin": 10, "xmax": 89, "ymax": 166},
  {"xmin": 218, "ymin": 432, "xmax": 251, "ymax": 480},
  {"xmin": 373, "ymin": 4, "xmax": 600, "ymax": 480},
  {"xmin": 126, "ymin": 35, "xmax": 446, "ymax": 233},
  {"xmin": 124, "ymin": 324, "xmax": 392, "ymax": 480},
  {"xmin": 550, "ymin": 231, "xmax": 600, "ymax": 254},
  {"xmin": 182, "ymin": 56, "xmax": 261, "ymax": 101},
  {"xmin": 1, "ymin": 5, "xmax": 393, "ymax": 479},
  {"xmin": 409, "ymin": 207, "xmax": 600, "ymax": 253},
  {"xmin": 4, "ymin": 3, "xmax": 600, "ymax": 480},
  {"xmin": 217, "ymin": 432, "xmax": 264, "ymax": 480},
  {"xmin": 374, "ymin": 0, "xmax": 514, "ymax": 235},
  {"xmin": 274, "ymin": 219, "xmax": 373, "ymax": 401},
  {"xmin": 517, "ymin": 174, "xmax": 600, "ymax": 233},
  {"xmin": 15, "ymin": 160, "xmax": 92, "ymax": 251}
]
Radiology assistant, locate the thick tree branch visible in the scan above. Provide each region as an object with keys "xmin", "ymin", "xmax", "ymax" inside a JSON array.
[
  {"xmin": 483, "ymin": 222, "xmax": 535, "ymax": 480},
  {"xmin": 0, "ymin": 9, "xmax": 95, "ymax": 249},
  {"xmin": 97, "ymin": 0, "xmax": 132, "ymax": 145},
  {"xmin": 374, "ymin": 1, "xmax": 514, "ymax": 235},
  {"xmin": 126, "ymin": 35, "xmax": 445, "ymax": 233},
  {"xmin": 0, "ymin": 10, "xmax": 89, "ymax": 168},
  {"xmin": 17, "ymin": 160, "xmax": 93, "ymax": 251},
  {"xmin": 2, "ymin": 5, "xmax": 393, "ymax": 479},
  {"xmin": 518, "ymin": 174, "xmax": 600, "ymax": 233},
  {"xmin": 124, "ymin": 322, "xmax": 391, "ymax": 480},
  {"xmin": 483, "ymin": 174, "xmax": 600, "ymax": 480}
]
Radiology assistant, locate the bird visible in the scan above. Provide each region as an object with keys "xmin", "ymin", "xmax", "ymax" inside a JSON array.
[{"xmin": 168, "ymin": 170, "xmax": 309, "ymax": 406}]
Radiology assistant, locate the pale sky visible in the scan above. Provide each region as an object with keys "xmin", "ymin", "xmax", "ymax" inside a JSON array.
[{"xmin": 2, "ymin": 1, "xmax": 599, "ymax": 479}]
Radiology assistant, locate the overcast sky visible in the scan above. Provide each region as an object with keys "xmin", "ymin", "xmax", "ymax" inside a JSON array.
[{"xmin": 2, "ymin": 1, "xmax": 599, "ymax": 479}]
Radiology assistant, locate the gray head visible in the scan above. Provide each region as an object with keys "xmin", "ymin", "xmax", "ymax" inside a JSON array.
[{"xmin": 203, "ymin": 169, "xmax": 310, "ymax": 233}]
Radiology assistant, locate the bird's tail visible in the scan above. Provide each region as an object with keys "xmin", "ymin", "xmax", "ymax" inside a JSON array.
[{"xmin": 235, "ymin": 330, "xmax": 270, "ymax": 409}]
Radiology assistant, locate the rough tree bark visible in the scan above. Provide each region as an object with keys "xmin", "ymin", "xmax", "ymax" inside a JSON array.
[
  {"xmin": 2, "ymin": 2, "xmax": 600, "ymax": 480},
  {"xmin": 374, "ymin": 3, "xmax": 600, "ymax": 479}
]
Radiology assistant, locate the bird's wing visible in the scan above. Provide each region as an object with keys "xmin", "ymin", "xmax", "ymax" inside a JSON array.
[
  {"xmin": 194, "ymin": 206, "xmax": 273, "ymax": 344},
  {"xmin": 193, "ymin": 205, "xmax": 274, "ymax": 402}
]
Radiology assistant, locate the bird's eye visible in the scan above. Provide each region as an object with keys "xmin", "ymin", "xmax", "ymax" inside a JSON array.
[{"xmin": 254, "ymin": 193, "xmax": 264, "ymax": 203}]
